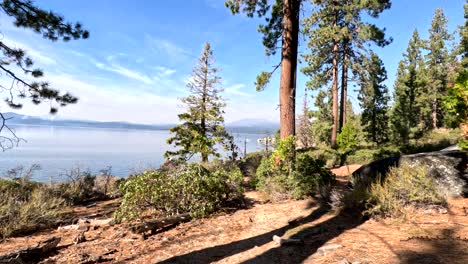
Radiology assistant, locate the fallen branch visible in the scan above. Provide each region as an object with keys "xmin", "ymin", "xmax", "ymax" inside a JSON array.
[
  {"xmin": 0, "ymin": 237, "xmax": 60, "ymax": 263},
  {"xmin": 129, "ymin": 213, "xmax": 192, "ymax": 235}
]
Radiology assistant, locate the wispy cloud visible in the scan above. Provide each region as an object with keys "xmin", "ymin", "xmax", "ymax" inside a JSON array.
[
  {"xmin": 225, "ymin": 83, "xmax": 250, "ymax": 97},
  {"xmin": 145, "ymin": 34, "xmax": 192, "ymax": 62},
  {"xmin": 153, "ymin": 66, "xmax": 176, "ymax": 76},
  {"xmin": 94, "ymin": 62, "xmax": 154, "ymax": 84}
]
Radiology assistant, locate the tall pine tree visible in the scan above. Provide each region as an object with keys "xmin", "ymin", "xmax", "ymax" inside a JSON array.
[
  {"xmin": 358, "ymin": 52, "xmax": 389, "ymax": 144},
  {"xmin": 225, "ymin": 0, "xmax": 301, "ymax": 139},
  {"xmin": 390, "ymin": 30, "xmax": 428, "ymax": 143},
  {"xmin": 425, "ymin": 8, "xmax": 452, "ymax": 129},
  {"xmin": 302, "ymin": 0, "xmax": 341, "ymax": 147},
  {"xmin": 302, "ymin": 0, "xmax": 391, "ymax": 147},
  {"xmin": 165, "ymin": 43, "xmax": 231, "ymax": 162},
  {"xmin": 337, "ymin": 0, "xmax": 391, "ymax": 132}
]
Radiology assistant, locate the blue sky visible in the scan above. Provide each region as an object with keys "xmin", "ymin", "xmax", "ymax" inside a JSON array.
[{"xmin": 0, "ymin": 0, "xmax": 465, "ymax": 124}]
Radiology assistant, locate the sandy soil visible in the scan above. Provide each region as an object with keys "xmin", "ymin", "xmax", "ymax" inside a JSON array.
[{"xmin": 1, "ymin": 165, "xmax": 467, "ymax": 264}]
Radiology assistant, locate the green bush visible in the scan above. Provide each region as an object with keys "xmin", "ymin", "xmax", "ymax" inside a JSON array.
[
  {"xmin": 365, "ymin": 165, "xmax": 446, "ymax": 217},
  {"xmin": 0, "ymin": 179, "xmax": 68, "ymax": 238},
  {"xmin": 291, "ymin": 153, "xmax": 335, "ymax": 199},
  {"xmin": 254, "ymin": 137, "xmax": 335, "ymax": 201},
  {"xmin": 115, "ymin": 163, "xmax": 244, "ymax": 222},
  {"xmin": 304, "ymin": 146, "xmax": 340, "ymax": 168},
  {"xmin": 346, "ymin": 149, "xmax": 377, "ymax": 165},
  {"xmin": 238, "ymin": 151, "xmax": 264, "ymax": 181}
]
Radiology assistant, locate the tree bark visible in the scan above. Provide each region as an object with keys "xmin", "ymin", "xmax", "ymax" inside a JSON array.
[
  {"xmin": 331, "ymin": 2, "xmax": 339, "ymax": 148},
  {"xmin": 339, "ymin": 40, "xmax": 348, "ymax": 132},
  {"xmin": 279, "ymin": 0, "xmax": 300, "ymax": 139}
]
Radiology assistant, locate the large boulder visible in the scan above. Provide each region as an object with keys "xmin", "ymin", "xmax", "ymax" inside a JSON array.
[{"xmin": 352, "ymin": 150, "xmax": 468, "ymax": 197}]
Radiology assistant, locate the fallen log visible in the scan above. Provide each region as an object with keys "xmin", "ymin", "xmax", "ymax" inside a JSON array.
[
  {"xmin": 0, "ymin": 237, "xmax": 61, "ymax": 264},
  {"xmin": 129, "ymin": 213, "xmax": 192, "ymax": 235}
]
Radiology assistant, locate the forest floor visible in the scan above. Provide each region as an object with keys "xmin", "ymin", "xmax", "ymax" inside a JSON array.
[{"xmin": 0, "ymin": 164, "xmax": 467, "ymax": 264}]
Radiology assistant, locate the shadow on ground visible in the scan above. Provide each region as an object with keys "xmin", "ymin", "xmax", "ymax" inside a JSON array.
[
  {"xmin": 397, "ymin": 228, "xmax": 468, "ymax": 264},
  {"xmin": 157, "ymin": 204, "xmax": 366, "ymax": 264}
]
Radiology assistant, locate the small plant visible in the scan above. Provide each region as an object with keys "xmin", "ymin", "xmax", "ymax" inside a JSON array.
[
  {"xmin": 336, "ymin": 123, "xmax": 358, "ymax": 165},
  {"xmin": 115, "ymin": 163, "xmax": 244, "ymax": 222}
]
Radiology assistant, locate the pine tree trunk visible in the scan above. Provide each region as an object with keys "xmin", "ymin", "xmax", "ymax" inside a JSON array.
[
  {"xmin": 330, "ymin": 2, "xmax": 339, "ymax": 148},
  {"xmin": 339, "ymin": 42, "xmax": 348, "ymax": 132},
  {"xmin": 279, "ymin": 0, "xmax": 300, "ymax": 139}
]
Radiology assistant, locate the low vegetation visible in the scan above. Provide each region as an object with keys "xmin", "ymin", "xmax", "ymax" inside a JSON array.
[
  {"xmin": 115, "ymin": 163, "xmax": 244, "ymax": 222},
  {"xmin": 0, "ymin": 165, "xmax": 121, "ymax": 238},
  {"xmin": 254, "ymin": 136, "xmax": 335, "ymax": 201},
  {"xmin": 333, "ymin": 164, "xmax": 447, "ymax": 218},
  {"xmin": 0, "ymin": 178, "xmax": 68, "ymax": 238}
]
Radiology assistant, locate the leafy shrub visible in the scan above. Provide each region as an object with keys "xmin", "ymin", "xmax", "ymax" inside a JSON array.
[
  {"xmin": 336, "ymin": 123, "xmax": 358, "ymax": 165},
  {"xmin": 365, "ymin": 165, "xmax": 446, "ymax": 217},
  {"xmin": 312, "ymin": 147, "xmax": 340, "ymax": 168},
  {"xmin": 337, "ymin": 123, "xmax": 358, "ymax": 154},
  {"xmin": 0, "ymin": 179, "xmax": 68, "ymax": 238},
  {"xmin": 115, "ymin": 163, "xmax": 244, "ymax": 222},
  {"xmin": 254, "ymin": 137, "xmax": 335, "ymax": 201},
  {"xmin": 291, "ymin": 153, "xmax": 335, "ymax": 199},
  {"xmin": 346, "ymin": 146, "xmax": 401, "ymax": 165},
  {"xmin": 238, "ymin": 151, "xmax": 264, "ymax": 181},
  {"xmin": 346, "ymin": 149, "xmax": 376, "ymax": 165}
]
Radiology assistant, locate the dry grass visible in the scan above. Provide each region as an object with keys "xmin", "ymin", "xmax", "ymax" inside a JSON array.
[{"xmin": 365, "ymin": 164, "xmax": 447, "ymax": 218}]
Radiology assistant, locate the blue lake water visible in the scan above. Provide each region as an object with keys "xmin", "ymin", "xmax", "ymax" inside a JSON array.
[{"xmin": 0, "ymin": 126, "xmax": 268, "ymax": 182}]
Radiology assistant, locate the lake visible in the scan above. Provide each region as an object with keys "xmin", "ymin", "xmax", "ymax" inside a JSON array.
[{"xmin": 0, "ymin": 126, "xmax": 270, "ymax": 182}]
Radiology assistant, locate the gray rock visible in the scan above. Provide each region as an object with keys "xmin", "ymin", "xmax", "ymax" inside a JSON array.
[
  {"xmin": 352, "ymin": 150, "xmax": 468, "ymax": 197},
  {"xmin": 317, "ymin": 244, "xmax": 343, "ymax": 256}
]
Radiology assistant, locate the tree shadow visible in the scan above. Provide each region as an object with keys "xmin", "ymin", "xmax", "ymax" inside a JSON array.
[
  {"xmin": 397, "ymin": 228, "xmax": 468, "ymax": 264},
  {"xmin": 157, "ymin": 204, "xmax": 367, "ymax": 264}
]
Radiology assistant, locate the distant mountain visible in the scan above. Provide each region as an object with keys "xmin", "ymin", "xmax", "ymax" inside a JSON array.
[
  {"xmin": 226, "ymin": 119, "xmax": 279, "ymax": 134},
  {"xmin": 3, "ymin": 112, "xmax": 173, "ymax": 130},
  {"xmin": 3, "ymin": 113, "xmax": 279, "ymax": 134}
]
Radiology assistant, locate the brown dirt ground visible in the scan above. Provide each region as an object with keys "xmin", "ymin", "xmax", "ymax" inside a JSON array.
[{"xmin": 1, "ymin": 165, "xmax": 467, "ymax": 264}]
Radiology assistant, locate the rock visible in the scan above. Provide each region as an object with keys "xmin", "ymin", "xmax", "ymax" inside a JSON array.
[
  {"xmin": 74, "ymin": 231, "xmax": 86, "ymax": 244},
  {"xmin": 352, "ymin": 150, "xmax": 468, "ymax": 197},
  {"xmin": 317, "ymin": 244, "xmax": 343, "ymax": 256},
  {"xmin": 58, "ymin": 224, "xmax": 80, "ymax": 231},
  {"xmin": 272, "ymin": 235, "xmax": 303, "ymax": 246}
]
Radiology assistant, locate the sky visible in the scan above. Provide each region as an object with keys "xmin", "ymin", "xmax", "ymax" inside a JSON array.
[{"xmin": 0, "ymin": 0, "xmax": 465, "ymax": 124}]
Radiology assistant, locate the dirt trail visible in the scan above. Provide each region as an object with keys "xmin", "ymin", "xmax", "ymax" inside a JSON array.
[{"xmin": 0, "ymin": 166, "xmax": 467, "ymax": 263}]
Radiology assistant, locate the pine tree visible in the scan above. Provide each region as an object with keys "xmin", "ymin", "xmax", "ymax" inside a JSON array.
[
  {"xmin": 165, "ymin": 43, "xmax": 232, "ymax": 162},
  {"xmin": 0, "ymin": 0, "xmax": 88, "ymax": 149},
  {"xmin": 461, "ymin": 0, "xmax": 468, "ymax": 68},
  {"xmin": 301, "ymin": 0, "xmax": 341, "ymax": 147},
  {"xmin": 358, "ymin": 53, "xmax": 390, "ymax": 144},
  {"xmin": 390, "ymin": 30, "xmax": 427, "ymax": 143},
  {"xmin": 310, "ymin": 90, "xmax": 333, "ymax": 146},
  {"xmin": 426, "ymin": 8, "xmax": 452, "ymax": 129},
  {"xmin": 225, "ymin": 0, "xmax": 300, "ymax": 139},
  {"xmin": 338, "ymin": 0, "xmax": 391, "ymax": 132},
  {"xmin": 302, "ymin": 0, "xmax": 390, "ymax": 147},
  {"xmin": 297, "ymin": 88, "xmax": 313, "ymax": 149}
]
